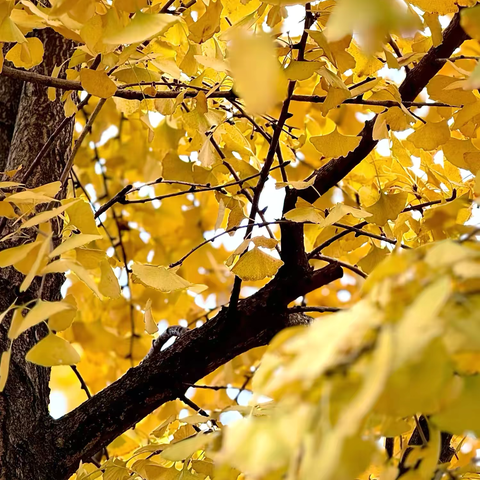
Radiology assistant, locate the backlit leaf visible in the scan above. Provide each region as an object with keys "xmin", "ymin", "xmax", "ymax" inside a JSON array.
[
  {"xmin": 131, "ymin": 263, "xmax": 194, "ymax": 292},
  {"xmin": 231, "ymin": 247, "xmax": 284, "ymax": 281},
  {"xmin": 103, "ymin": 11, "xmax": 178, "ymax": 44},
  {"xmin": 366, "ymin": 191, "xmax": 408, "ymax": 226},
  {"xmin": 26, "ymin": 333, "xmax": 81, "ymax": 366},
  {"xmin": 8, "ymin": 300, "xmax": 75, "ymax": 340},
  {"xmin": 80, "ymin": 69, "xmax": 117, "ymax": 99},
  {"xmin": 311, "ymin": 128, "xmax": 361, "ymax": 158}
]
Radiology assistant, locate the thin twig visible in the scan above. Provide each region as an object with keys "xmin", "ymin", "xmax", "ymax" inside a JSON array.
[
  {"xmin": 59, "ymin": 99, "xmax": 106, "ymax": 186},
  {"xmin": 71, "ymin": 365, "xmax": 92, "ymax": 399},
  {"xmin": 314, "ymin": 254, "xmax": 367, "ymax": 279},
  {"xmin": 0, "ymin": 66, "xmax": 462, "ymax": 108}
]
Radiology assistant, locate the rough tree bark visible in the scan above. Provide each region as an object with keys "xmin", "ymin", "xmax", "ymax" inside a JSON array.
[
  {"xmin": 0, "ymin": 11, "xmax": 470, "ymax": 480},
  {"xmin": 0, "ymin": 28, "xmax": 74, "ymax": 479}
]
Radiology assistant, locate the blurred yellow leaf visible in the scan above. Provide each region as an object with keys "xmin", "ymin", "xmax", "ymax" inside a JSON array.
[
  {"xmin": 161, "ymin": 433, "xmax": 214, "ymax": 461},
  {"xmin": 229, "ymin": 32, "xmax": 285, "ymax": 114}
]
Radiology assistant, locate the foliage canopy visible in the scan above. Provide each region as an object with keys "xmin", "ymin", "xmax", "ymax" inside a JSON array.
[{"xmin": 2, "ymin": 0, "xmax": 480, "ymax": 479}]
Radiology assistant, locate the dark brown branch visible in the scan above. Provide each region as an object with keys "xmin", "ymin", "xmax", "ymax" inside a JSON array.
[
  {"xmin": 298, "ymin": 11, "xmax": 469, "ymax": 205},
  {"xmin": 51, "ymin": 262, "xmax": 343, "ymax": 478}
]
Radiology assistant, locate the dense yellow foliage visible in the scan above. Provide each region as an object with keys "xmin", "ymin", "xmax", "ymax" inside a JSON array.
[{"xmin": 2, "ymin": 0, "xmax": 480, "ymax": 478}]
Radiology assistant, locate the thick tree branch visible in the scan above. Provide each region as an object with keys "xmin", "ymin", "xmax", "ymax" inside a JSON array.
[
  {"xmin": 298, "ymin": 11, "xmax": 469, "ymax": 204},
  {"xmin": 51, "ymin": 263, "xmax": 343, "ymax": 478}
]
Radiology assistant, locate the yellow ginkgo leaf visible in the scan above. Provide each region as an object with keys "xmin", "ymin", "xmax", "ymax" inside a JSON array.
[
  {"xmin": 0, "ymin": 349, "xmax": 11, "ymax": 392},
  {"xmin": 358, "ymin": 246, "xmax": 389, "ymax": 274},
  {"xmin": 0, "ymin": 16, "xmax": 26, "ymax": 43},
  {"xmin": 42, "ymin": 259, "xmax": 102, "ymax": 298},
  {"xmin": 284, "ymin": 206, "xmax": 324, "ymax": 224},
  {"xmin": 252, "ymin": 237, "xmax": 278, "ymax": 249},
  {"xmin": 5, "ymin": 37, "xmax": 43, "ymax": 69},
  {"xmin": 104, "ymin": 11, "xmax": 178, "ymax": 44},
  {"xmin": 8, "ymin": 300, "xmax": 75, "ymax": 340},
  {"xmin": 189, "ymin": 0, "xmax": 222, "ymax": 44},
  {"xmin": 26, "ymin": 333, "xmax": 80, "ymax": 366},
  {"xmin": 144, "ymin": 299, "xmax": 158, "ymax": 334},
  {"xmin": 407, "ymin": 120, "xmax": 450, "ymax": 151},
  {"xmin": 320, "ymin": 87, "xmax": 351, "ymax": 116},
  {"xmin": 66, "ymin": 199, "xmax": 99, "ymax": 235},
  {"xmin": 231, "ymin": 247, "xmax": 284, "ymax": 281},
  {"xmin": 131, "ymin": 263, "xmax": 194, "ymax": 292},
  {"xmin": 20, "ymin": 234, "xmax": 51, "ymax": 293},
  {"xmin": 49, "ymin": 294, "xmax": 77, "ymax": 332},
  {"xmin": 80, "ymin": 69, "xmax": 117, "ymax": 99},
  {"xmin": 410, "ymin": 0, "xmax": 460, "ymax": 15},
  {"xmin": 276, "ymin": 177, "xmax": 316, "ymax": 190},
  {"xmin": 319, "ymin": 203, "xmax": 372, "ymax": 228},
  {"xmin": 284, "ymin": 61, "xmax": 322, "ymax": 81},
  {"xmin": 49, "ymin": 233, "xmax": 102, "ymax": 258},
  {"xmin": 0, "ymin": 240, "xmax": 40, "ymax": 267},
  {"xmin": 31, "ymin": 181, "xmax": 62, "ymax": 197},
  {"xmin": 311, "ymin": 128, "xmax": 361, "ymax": 158},
  {"xmin": 5, "ymin": 190, "xmax": 57, "ymax": 205},
  {"xmin": 98, "ymin": 259, "xmax": 121, "ymax": 298},
  {"xmin": 21, "ymin": 199, "xmax": 80, "ymax": 230},
  {"xmin": 366, "ymin": 191, "xmax": 408, "ymax": 226},
  {"xmin": 0, "ymin": 181, "xmax": 22, "ymax": 188}
]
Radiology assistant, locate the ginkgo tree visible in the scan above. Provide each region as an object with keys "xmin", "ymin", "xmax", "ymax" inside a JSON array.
[{"xmin": 1, "ymin": 0, "xmax": 480, "ymax": 478}]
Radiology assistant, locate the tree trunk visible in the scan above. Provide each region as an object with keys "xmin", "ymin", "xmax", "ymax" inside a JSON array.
[{"xmin": 0, "ymin": 28, "xmax": 74, "ymax": 479}]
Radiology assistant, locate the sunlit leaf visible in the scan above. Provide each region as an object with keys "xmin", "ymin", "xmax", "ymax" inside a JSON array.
[
  {"xmin": 103, "ymin": 11, "xmax": 179, "ymax": 44},
  {"xmin": 80, "ymin": 69, "xmax": 117, "ymax": 99},
  {"xmin": 26, "ymin": 333, "xmax": 81, "ymax": 366},
  {"xmin": 231, "ymin": 247, "xmax": 284, "ymax": 281},
  {"xmin": 311, "ymin": 128, "xmax": 361, "ymax": 158}
]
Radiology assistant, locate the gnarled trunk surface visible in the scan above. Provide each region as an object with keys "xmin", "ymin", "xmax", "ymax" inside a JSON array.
[{"xmin": 0, "ymin": 28, "xmax": 74, "ymax": 480}]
